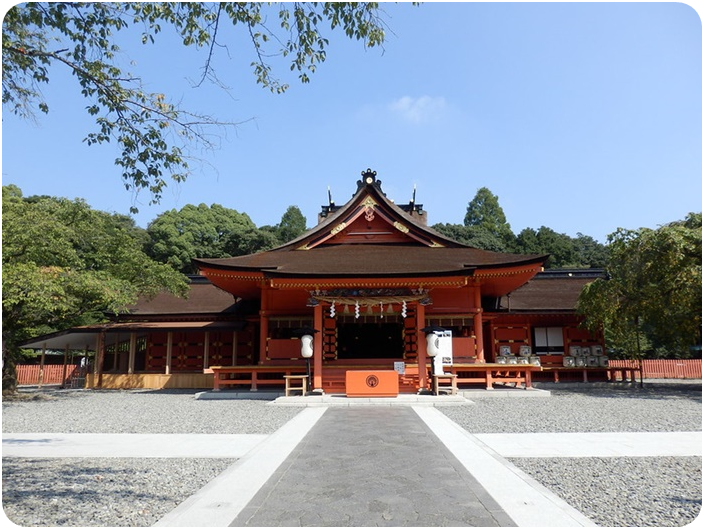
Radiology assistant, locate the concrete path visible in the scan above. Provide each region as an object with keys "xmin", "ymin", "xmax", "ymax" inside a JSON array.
[
  {"xmin": 153, "ymin": 408, "xmax": 326, "ymax": 527},
  {"xmin": 476, "ymin": 431, "xmax": 703, "ymax": 458},
  {"xmin": 4, "ymin": 428, "xmax": 699, "ymax": 460},
  {"xmin": 1, "ymin": 433, "xmax": 266, "ymax": 458},
  {"xmin": 231, "ymin": 407, "xmax": 515, "ymax": 527}
]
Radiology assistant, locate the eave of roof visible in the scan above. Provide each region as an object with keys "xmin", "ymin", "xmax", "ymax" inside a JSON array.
[
  {"xmin": 195, "ymin": 244, "xmax": 547, "ymax": 277},
  {"xmin": 119, "ymin": 277, "xmax": 239, "ymax": 316},
  {"xmin": 19, "ymin": 320, "xmax": 245, "ymax": 351},
  {"xmin": 499, "ymin": 269, "xmax": 605, "ymax": 311}
]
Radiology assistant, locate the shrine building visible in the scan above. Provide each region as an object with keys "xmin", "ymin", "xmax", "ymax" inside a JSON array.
[{"xmin": 19, "ymin": 170, "xmax": 608, "ymax": 392}]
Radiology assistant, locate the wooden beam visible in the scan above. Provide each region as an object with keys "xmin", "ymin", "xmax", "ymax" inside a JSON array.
[
  {"xmin": 61, "ymin": 344, "xmax": 69, "ymax": 388},
  {"xmin": 128, "ymin": 333, "xmax": 136, "ymax": 374},
  {"xmin": 203, "ymin": 331, "xmax": 210, "ymax": 370},
  {"xmin": 96, "ymin": 332, "xmax": 106, "ymax": 388},
  {"xmin": 38, "ymin": 344, "xmax": 47, "ymax": 387},
  {"xmin": 473, "ymin": 286, "xmax": 485, "ymax": 362},
  {"xmin": 165, "ymin": 332, "xmax": 173, "ymax": 375}
]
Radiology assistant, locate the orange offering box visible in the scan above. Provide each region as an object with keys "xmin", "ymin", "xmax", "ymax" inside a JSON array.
[{"xmin": 345, "ymin": 370, "xmax": 400, "ymax": 397}]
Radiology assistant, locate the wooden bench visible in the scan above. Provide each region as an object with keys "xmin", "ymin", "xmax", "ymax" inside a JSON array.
[
  {"xmin": 207, "ymin": 365, "xmax": 307, "ymax": 391},
  {"xmin": 537, "ymin": 356, "xmax": 641, "ymax": 383},
  {"xmin": 446, "ymin": 363, "xmax": 541, "ymax": 390}
]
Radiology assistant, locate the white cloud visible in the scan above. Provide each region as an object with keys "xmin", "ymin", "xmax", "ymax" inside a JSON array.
[{"xmin": 388, "ymin": 95, "xmax": 447, "ymax": 124}]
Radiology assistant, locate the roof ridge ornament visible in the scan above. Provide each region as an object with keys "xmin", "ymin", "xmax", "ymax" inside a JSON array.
[{"xmin": 357, "ymin": 168, "xmax": 383, "ymax": 193}]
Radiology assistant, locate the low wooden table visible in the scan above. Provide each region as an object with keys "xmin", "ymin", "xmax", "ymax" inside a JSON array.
[
  {"xmin": 432, "ymin": 374, "xmax": 458, "ymax": 395},
  {"xmin": 284, "ymin": 375, "xmax": 308, "ymax": 397}
]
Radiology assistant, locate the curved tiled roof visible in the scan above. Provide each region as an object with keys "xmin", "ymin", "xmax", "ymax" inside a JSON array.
[
  {"xmin": 194, "ymin": 171, "xmax": 548, "ymax": 278},
  {"xmin": 194, "ymin": 244, "xmax": 546, "ymax": 277}
]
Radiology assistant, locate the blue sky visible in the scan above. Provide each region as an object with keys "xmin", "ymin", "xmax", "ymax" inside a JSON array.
[{"xmin": 2, "ymin": 2, "xmax": 702, "ymax": 243}]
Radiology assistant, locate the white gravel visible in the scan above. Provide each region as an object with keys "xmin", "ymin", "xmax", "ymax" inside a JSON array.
[
  {"xmin": 2, "ymin": 389, "xmax": 302, "ymax": 434},
  {"xmin": 2, "ymin": 389, "xmax": 303, "ymax": 527},
  {"xmin": 443, "ymin": 381, "xmax": 703, "ymax": 433},
  {"xmin": 509, "ymin": 456, "xmax": 701, "ymax": 527},
  {"xmin": 2, "ymin": 382, "xmax": 702, "ymax": 527},
  {"xmin": 2, "ymin": 457, "xmax": 234, "ymax": 527},
  {"xmin": 443, "ymin": 381, "xmax": 702, "ymax": 527}
]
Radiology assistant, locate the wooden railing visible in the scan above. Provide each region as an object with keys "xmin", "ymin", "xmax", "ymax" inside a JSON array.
[
  {"xmin": 16, "ymin": 364, "xmax": 81, "ymax": 386},
  {"xmin": 448, "ymin": 363, "xmax": 541, "ymax": 390},
  {"xmin": 609, "ymin": 359, "xmax": 701, "ymax": 379},
  {"xmin": 207, "ymin": 365, "xmax": 307, "ymax": 391}
]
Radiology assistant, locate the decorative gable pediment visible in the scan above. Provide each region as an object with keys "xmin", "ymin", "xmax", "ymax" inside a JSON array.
[{"xmin": 296, "ymin": 173, "xmax": 448, "ymax": 250}]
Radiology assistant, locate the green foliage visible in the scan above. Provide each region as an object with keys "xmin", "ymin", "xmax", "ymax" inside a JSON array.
[
  {"xmin": 145, "ymin": 203, "xmax": 281, "ymax": 274},
  {"xmin": 431, "ymin": 223, "xmax": 512, "ymax": 252},
  {"xmin": 2, "ymin": 2, "xmax": 391, "ymax": 209},
  {"xmin": 464, "ymin": 187, "xmax": 514, "ymax": 246},
  {"xmin": 276, "ymin": 205, "xmax": 308, "ymax": 244},
  {"xmin": 432, "ymin": 187, "xmax": 516, "ymax": 252},
  {"xmin": 514, "ymin": 227, "xmax": 607, "ymax": 268},
  {"xmin": 434, "ymin": 187, "xmax": 608, "ymax": 267},
  {"xmin": 578, "ymin": 213, "xmax": 702, "ymax": 359},
  {"xmin": 2, "ymin": 186, "xmax": 188, "ymax": 391},
  {"xmin": 571, "ymin": 232, "xmax": 608, "ymax": 268}
]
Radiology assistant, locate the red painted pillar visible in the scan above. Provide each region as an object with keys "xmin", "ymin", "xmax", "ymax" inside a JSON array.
[
  {"xmin": 416, "ymin": 302, "xmax": 427, "ymax": 390},
  {"xmin": 473, "ymin": 287, "xmax": 485, "ymax": 362},
  {"xmin": 313, "ymin": 304, "xmax": 323, "ymax": 391},
  {"xmin": 259, "ymin": 287, "xmax": 269, "ymax": 365}
]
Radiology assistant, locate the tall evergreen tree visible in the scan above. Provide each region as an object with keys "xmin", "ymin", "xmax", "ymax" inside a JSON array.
[{"xmin": 464, "ymin": 187, "xmax": 514, "ymax": 248}]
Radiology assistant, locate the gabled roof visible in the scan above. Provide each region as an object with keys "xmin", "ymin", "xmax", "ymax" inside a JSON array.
[
  {"xmin": 194, "ymin": 170, "xmax": 548, "ymax": 298},
  {"xmin": 277, "ymin": 169, "xmax": 465, "ymax": 250}
]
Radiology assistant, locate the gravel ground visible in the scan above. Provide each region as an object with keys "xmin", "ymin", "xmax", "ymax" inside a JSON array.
[
  {"xmin": 2, "ymin": 389, "xmax": 303, "ymax": 527},
  {"xmin": 509, "ymin": 456, "xmax": 701, "ymax": 528},
  {"xmin": 2, "ymin": 457, "xmax": 234, "ymax": 527},
  {"xmin": 443, "ymin": 381, "xmax": 703, "ymax": 433},
  {"xmin": 2, "ymin": 388, "xmax": 303, "ymax": 434},
  {"xmin": 442, "ymin": 381, "xmax": 702, "ymax": 527},
  {"xmin": 2, "ymin": 382, "xmax": 702, "ymax": 527}
]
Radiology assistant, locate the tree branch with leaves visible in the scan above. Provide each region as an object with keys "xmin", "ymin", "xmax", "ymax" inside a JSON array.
[
  {"xmin": 578, "ymin": 213, "xmax": 702, "ymax": 359},
  {"xmin": 3, "ymin": 2, "xmax": 392, "ymax": 210}
]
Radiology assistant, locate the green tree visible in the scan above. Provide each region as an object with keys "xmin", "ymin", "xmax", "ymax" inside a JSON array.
[
  {"xmin": 431, "ymin": 223, "xmax": 511, "ymax": 252},
  {"xmin": 577, "ymin": 213, "xmax": 702, "ymax": 359},
  {"xmin": 2, "ymin": 186, "xmax": 188, "ymax": 393},
  {"xmin": 145, "ymin": 203, "xmax": 278, "ymax": 274},
  {"xmin": 277, "ymin": 205, "xmax": 308, "ymax": 244},
  {"xmin": 572, "ymin": 233, "xmax": 608, "ymax": 268},
  {"xmin": 514, "ymin": 227, "xmax": 607, "ymax": 268},
  {"xmin": 464, "ymin": 187, "xmax": 514, "ymax": 247},
  {"xmin": 515, "ymin": 226, "xmax": 574, "ymax": 268},
  {"xmin": 3, "ymin": 2, "xmax": 391, "ymax": 209}
]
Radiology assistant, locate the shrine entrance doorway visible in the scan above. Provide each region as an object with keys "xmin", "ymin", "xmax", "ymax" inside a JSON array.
[{"xmin": 337, "ymin": 321, "xmax": 404, "ymax": 360}]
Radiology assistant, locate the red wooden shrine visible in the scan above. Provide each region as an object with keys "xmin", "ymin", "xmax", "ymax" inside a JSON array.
[{"xmin": 19, "ymin": 169, "xmax": 608, "ymax": 391}]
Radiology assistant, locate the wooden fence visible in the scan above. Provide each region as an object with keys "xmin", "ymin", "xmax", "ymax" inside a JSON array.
[
  {"xmin": 16, "ymin": 364, "xmax": 82, "ymax": 386},
  {"xmin": 608, "ymin": 359, "xmax": 701, "ymax": 379}
]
